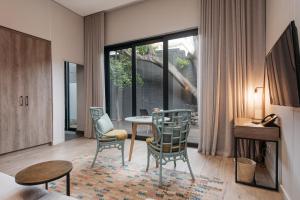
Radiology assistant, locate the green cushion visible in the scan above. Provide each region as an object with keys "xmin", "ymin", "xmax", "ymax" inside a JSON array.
[{"xmin": 96, "ymin": 114, "xmax": 114, "ymax": 134}]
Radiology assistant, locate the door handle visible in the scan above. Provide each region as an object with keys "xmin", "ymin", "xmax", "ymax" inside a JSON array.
[
  {"xmin": 19, "ymin": 96, "xmax": 23, "ymax": 106},
  {"xmin": 25, "ymin": 96, "xmax": 28, "ymax": 106}
]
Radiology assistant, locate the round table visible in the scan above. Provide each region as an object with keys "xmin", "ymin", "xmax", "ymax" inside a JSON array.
[
  {"xmin": 15, "ymin": 160, "xmax": 73, "ymax": 196},
  {"xmin": 125, "ymin": 116, "xmax": 169, "ymax": 161}
]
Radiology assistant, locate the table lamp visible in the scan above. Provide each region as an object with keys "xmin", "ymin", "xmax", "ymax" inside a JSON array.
[{"xmin": 252, "ymin": 87, "xmax": 264, "ymax": 124}]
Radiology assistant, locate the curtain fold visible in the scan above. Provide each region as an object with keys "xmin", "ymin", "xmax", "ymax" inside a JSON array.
[
  {"xmin": 198, "ymin": 0, "xmax": 266, "ymax": 156},
  {"xmin": 84, "ymin": 12, "xmax": 105, "ymax": 138}
]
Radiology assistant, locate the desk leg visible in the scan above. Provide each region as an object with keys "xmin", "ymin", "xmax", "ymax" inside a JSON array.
[
  {"xmin": 235, "ymin": 137, "xmax": 238, "ymax": 183},
  {"xmin": 66, "ymin": 173, "xmax": 70, "ymax": 196},
  {"xmin": 45, "ymin": 182, "xmax": 48, "ymax": 190},
  {"xmin": 129, "ymin": 123, "xmax": 137, "ymax": 161},
  {"xmin": 275, "ymin": 141, "xmax": 279, "ymax": 191}
]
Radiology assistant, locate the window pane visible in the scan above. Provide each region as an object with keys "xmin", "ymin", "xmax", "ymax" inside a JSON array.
[
  {"xmin": 109, "ymin": 48, "xmax": 132, "ymax": 132},
  {"xmin": 168, "ymin": 36, "xmax": 199, "ymax": 142},
  {"xmin": 136, "ymin": 42, "xmax": 163, "ymax": 136}
]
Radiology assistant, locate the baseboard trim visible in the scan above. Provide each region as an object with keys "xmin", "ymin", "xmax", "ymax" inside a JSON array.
[{"xmin": 280, "ymin": 184, "xmax": 291, "ymax": 200}]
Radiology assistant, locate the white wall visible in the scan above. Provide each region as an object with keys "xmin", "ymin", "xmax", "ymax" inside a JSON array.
[
  {"xmin": 0, "ymin": 0, "xmax": 84, "ymax": 145},
  {"xmin": 105, "ymin": 0, "xmax": 199, "ymax": 45},
  {"xmin": 266, "ymin": 0, "xmax": 300, "ymax": 199},
  {"xmin": 0, "ymin": 0, "xmax": 198, "ymax": 144}
]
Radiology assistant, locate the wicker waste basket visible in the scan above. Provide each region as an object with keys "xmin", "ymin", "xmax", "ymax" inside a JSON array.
[{"xmin": 237, "ymin": 157, "xmax": 256, "ymax": 183}]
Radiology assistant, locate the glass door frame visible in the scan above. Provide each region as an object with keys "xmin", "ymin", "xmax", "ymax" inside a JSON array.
[
  {"xmin": 64, "ymin": 61, "xmax": 83, "ymax": 131},
  {"xmin": 104, "ymin": 28, "xmax": 198, "ymax": 119}
]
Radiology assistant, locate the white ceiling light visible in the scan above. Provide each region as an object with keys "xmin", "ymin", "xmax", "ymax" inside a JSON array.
[{"xmin": 53, "ymin": 0, "xmax": 143, "ymax": 16}]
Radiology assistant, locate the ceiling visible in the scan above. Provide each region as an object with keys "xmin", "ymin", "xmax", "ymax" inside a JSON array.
[{"xmin": 53, "ymin": 0, "xmax": 143, "ymax": 16}]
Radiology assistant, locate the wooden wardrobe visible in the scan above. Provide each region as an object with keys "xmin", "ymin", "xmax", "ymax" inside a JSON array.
[{"xmin": 0, "ymin": 26, "xmax": 52, "ymax": 154}]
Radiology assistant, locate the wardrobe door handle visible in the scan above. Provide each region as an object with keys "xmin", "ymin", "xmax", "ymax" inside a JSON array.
[
  {"xmin": 19, "ymin": 96, "xmax": 23, "ymax": 106},
  {"xmin": 25, "ymin": 96, "xmax": 28, "ymax": 106}
]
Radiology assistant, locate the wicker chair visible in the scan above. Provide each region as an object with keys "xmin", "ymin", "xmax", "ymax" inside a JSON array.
[
  {"xmin": 146, "ymin": 109, "xmax": 195, "ymax": 186},
  {"xmin": 90, "ymin": 107, "xmax": 127, "ymax": 167}
]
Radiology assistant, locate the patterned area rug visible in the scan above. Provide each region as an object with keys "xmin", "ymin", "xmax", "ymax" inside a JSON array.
[{"xmin": 49, "ymin": 155, "xmax": 224, "ymax": 200}]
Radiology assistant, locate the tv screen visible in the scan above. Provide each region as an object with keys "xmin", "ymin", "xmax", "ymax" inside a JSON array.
[{"xmin": 266, "ymin": 21, "xmax": 300, "ymax": 107}]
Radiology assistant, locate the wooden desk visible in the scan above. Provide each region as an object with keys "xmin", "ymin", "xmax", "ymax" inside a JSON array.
[
  {"xmin": 234, "ymin": 118, "xmax": 280, "ymax": 141},
  {"xmin": 234, "ymin": 118, "xmax": 280, "ymax": 191}
]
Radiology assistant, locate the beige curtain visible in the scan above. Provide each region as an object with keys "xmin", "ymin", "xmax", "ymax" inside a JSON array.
[
  {"xmin": 84, "ymin": 12, "xmax": 105, "ymax": 138},
  {"xmin": 198, "ymin": 0, "xmax": 266, "ymax": 156}
]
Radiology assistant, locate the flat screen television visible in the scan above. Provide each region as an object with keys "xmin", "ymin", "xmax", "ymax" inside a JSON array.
[{"xmin": 266, "ymin": 21, "xmax": 300, "ymax": 107}]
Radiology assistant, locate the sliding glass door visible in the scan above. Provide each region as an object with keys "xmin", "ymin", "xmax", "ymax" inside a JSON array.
[
  {"xmin": 105, "ymin": 29, "xmax": 199, "ymax": 142},
  {"xmin": 108, "ymin": 48, "xmax": 132, "ymax": 131},
  {"xmin": 168, "ymin": 36, "xmax": 199, "ymax": 141},
  {"xmin": 136, "ymin": 42, "xmax": 164, "ymax": 117}
]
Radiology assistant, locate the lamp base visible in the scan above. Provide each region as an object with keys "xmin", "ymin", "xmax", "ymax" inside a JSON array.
[{"xmin": 252, "ymin": 119, "xmax": 262, "ymax": 124}]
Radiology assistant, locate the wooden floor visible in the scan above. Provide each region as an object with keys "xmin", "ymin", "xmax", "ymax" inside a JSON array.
[{"xmin": 0, "ymin": 138, "xmax": 282, "ymax": 200}]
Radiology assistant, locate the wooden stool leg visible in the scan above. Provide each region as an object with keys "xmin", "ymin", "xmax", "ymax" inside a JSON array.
[{"xmin": 129, "ymin": 123, "xmax": 137, "ymax": 161}]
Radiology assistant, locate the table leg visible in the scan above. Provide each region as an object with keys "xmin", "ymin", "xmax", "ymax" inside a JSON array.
[
  {"xmin": 151, "ymin": 124, "xmax": 157, "ymax": 137},
  {"xmin": 66, "ymin": 173, "xmax": 70, "ymax": 196},
  {"xmin": 128, "ymin": 123, "xmax": 137, "ymax": 161},
  {"xmin": 151, "ymin": 123, "xmax": 158, "ymax": 168},
  {"xmin": 45, "ymin": 182, "xmax": 48, "ymax": 190}
]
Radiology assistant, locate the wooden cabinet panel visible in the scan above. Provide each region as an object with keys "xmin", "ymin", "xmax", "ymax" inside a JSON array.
[
  {"xmin": 35, "ymin": 40, "xmax": 52, "ymax": 144},
  {"xmin": 0, "ymin": 28, "xmax": 13, "ymax": 153},
  {"xmin": 12, "ymin": 32, "xmax": 29, "ymax": 151},
  {"xmin": 0, "ymin": 27, "xmax": 52, "ymax": 154},
  {"xmin": 24, "ymin": 37, "xmax": 52, "ymax": 146},
  {"xmin": 0, "ymin": 29, "xmax": 26, "ymax": 153}
]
